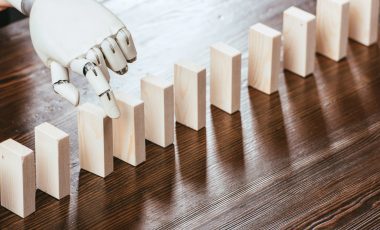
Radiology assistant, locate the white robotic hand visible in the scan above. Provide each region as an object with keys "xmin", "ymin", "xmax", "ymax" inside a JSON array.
[{"xmin": 7, "ymin": 0, "xmax": 137, "ymax": 118}]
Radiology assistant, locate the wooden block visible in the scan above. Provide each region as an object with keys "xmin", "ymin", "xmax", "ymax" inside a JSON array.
[
  {"xmin": 141, "ymin": 75, "xmax": 174, "ymax": 148},
  {"xmin": 316, "ymin": 0, "xmax": 350, "ymax": 61},
  {"xmin": 349, "ymin": 0, "xmax": 379, "ymax": 46},
  {"xmin": 248, "ymin": 23, "xmax": 282, "ymax": 94},
  {"xmin": 0, "ymin": 139, "xmax": 35, "ymax": 218},
  {"xmin": 174, "ymin": 61, "xmax": 206, "ymax": 131},
  {"xmin": 35, "ymin": 122, "xmax": 70, "ymax": 200},
  {"xmin": 78, "ymin": 103, "xmax": 113, "ymax": 177},
  {"xmin": 210, "ymin": 43, "xmax": 241, "ymax": 114},
  {"xmin": 283, "ymin": 7, "xmax": 316, "ymax": 77},
  {"xmin": 113, "ymin": 93, "xmax": 146, "ymax": 166}
]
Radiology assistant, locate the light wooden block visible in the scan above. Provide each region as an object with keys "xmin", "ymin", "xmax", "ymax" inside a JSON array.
[
  {"xmin": 174, "ymin": 61, "xmax": 206, "ymax": 131},
  {"xmin": 316, "ymin": 0, "xmax": 350, "ymax": 61},
  {"xmin": 284, "ymin": 7, "xmax": 316, "ymax": 77},
  {"xmin": 113, "ymin": 93, "xmax": 146, "ymax": 166},
  {"xmin": 35, "ymin": 122, "xmax": 70, "ymax": 200},
  {"xmin": 78, "ymin": 103, "xmax": 113, "ymax": 177},
  {"xmin": 210, "ymin": 43, "xmax": 241, "ymax": 114},
  {"xmin": 141, "ymin": 75, "xmax": 174, "ymax": 148},
  {"xmin": 0, "ymin": 139, "xmax": 35, "ymax": 218},
  {"xmin": 248, "ymin": 23, "xmax": 281, "ymax": 94},
  {"xmin": 349, "ymin": 0, "xmax": 379, "ymax": 46}
]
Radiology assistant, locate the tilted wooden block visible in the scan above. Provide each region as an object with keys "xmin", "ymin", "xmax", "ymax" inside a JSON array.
[
  {"xmin": 248, "ymin": 23, "xmax": 281, "ymax": 94},
  {"xmin": 174, "ymin": 61, "xmax": 206, "ymax": 131},
  {"xmin": 78, "ymin": 103, "xmax": 113, "ymax": 178},
  {"xmin": 141, "ymin": 75, "xmax": 174, "ymax": 148},
  {"xmin": 284, "ymin": 7, "xmax": 316, "ymax": 77},
  {"xmin": 349, "ymin": 0, "xmax": 379, "ymax": 46},
  {"xmin": 0, "ymin": 139, "xmax": 35, "ymax": 218},
  {"xmin": 316, "ymin": 0, "xmax": 350, "ymax": 62},
  {"xmin": 210, "ymin": 43, "xmax": 241, "ymax": 114},
  {"xmin": 35, "ymin": 122, "xmax": 70, "ymax": 200},
  {"xmin": 113, "ymin": 93, "xmax": 146, "ymax": 166}
]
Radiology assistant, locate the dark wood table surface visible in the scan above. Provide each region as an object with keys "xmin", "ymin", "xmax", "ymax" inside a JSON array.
[{"xmin": 1, "ymin": 0, "xmax": 380, "ymax": 229}]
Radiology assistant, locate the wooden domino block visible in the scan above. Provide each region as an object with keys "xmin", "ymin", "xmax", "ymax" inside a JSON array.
[
  {"xmin": 248, "ymin": 23, "xmax": 281, "ymax": 94},
  {"xmin": 141, "ymin": 75, "xmax": 174, "ymax": 148},
  {"xmin": 0, "ymin": 139, "xmax": 35, "ymax": 218},
  {"xmin": 283, "ymin": 7, "xmax": 316, "ymax": 77},
  {"xmin": 349, "ymin": 0, "xmax": 379, "ymax": 46},
  {"xmin": 210, "ymin": 43, "xmax": 241, "ymax": 114},
  {"xmin": 174, "ymin": 61, "xmax": 206, "ymax": 131},
  {"xmin": 316, "ymin": 0, "xmax": 350, "ymax": 62},
  {"xmin": 113, "ymin": 93, "xmax": 146, "ymax": 166},
  {"xmin": 35, "ymin": 122, "xmax": 70, "ymax": 200},
  {"xmin": 78, "ymin": 103, "xmax": 113, "ymax": 177}
]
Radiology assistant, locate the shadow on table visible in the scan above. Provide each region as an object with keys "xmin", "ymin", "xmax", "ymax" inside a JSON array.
[
  {"xmin": 247, "ymin": 87, "xmax": 291, "ymax": 175},
  {"xmin": 176, "ymin": 123, "xmax": 208, "ymax": 194}
]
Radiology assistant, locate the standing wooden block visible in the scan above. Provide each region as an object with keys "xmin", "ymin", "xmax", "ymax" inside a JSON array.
[
  {"xmin": 35, "ymin": 123, "xmax": 70, "ymax": 200},
  {"xmin": 210, "ymin": 43, "xmax": 241, "ymax": 114},
  {"xmin": 283, "ymin": 7, "xmax": 316, "ymax": 77},
  {"xmin": 141, "ymin": 75, "xmax": 174, "ymax": 148},
  {"xmin": 113, "ymin": 93, "xmax": 146, "ymax": 166},
  {"xmin": 78, "ymin": 103, "xmax": 113, "ymax": 177},
  {"xmin": 349, "ymin": 0, "xmax": 379, "ymax": 46},
  {"xmin": 316, "ymin": 0, "xmax": 350, "ymax": 62},
  {"xmin": 248, "ymin": 23, "xmax": 281, "ymax": 94},
  {"xmin": 0, "ymin": 139, "xmax": 35, "ymax": 218},
  {"xmin": 174, "ymin": 61, "xmax": 206, "ymax": 131}
]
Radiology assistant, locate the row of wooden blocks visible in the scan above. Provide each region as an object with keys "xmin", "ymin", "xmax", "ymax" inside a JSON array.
[
  {"xmin": 0, "ymin": 0, "xmax": 378, "ymax": 219},
  {"xmin": 0, "ymin": 92, "xmax": 149, "ymax": 218},
  {"xmin": 0, "ymin": 124, "xmax": 70, "ymax": 218},
  {"xmin": 251, "ymin": 0, "xmax": 379, "ymax": 94}
]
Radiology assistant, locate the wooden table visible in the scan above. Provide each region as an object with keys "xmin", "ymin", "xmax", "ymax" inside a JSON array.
[{"xmin": 1, "ymin": 0, "xmax": 380, "ymax": 228}]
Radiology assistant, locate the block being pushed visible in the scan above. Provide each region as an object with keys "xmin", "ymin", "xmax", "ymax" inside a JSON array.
[
  {"xmin": 284, "ymin": 7, "xmax": 316, "ymax": 77},
  {"xmin": 113, "ymin": 93, "xmax": 146, "ymax": 166},
  {"xmin": 210, "ymin": 43, "xmax": 241, "ymax": 114},
  {"xmin": 0, "ymin": 139, "xmax": 35, "ymax": 218},
  {"xmin": 141, "ymin": 75, "xmax": 174, "ymax": 148},
  {"xmin": 316, "ymin": 0, "xmax": 350, "ymax": 61},
  {"xmin": 349, "ymin": 0, "xmax": 379, "ymax": 46},
  {"xmin": 35, "ymin": 122, "xmax": 70, "ymax": 200},
  {"xmin": 174, "ymin": 61, "xmax": 206, "ymax": 131},
  {"xmin": 78, "ymin": 103, "xmax": 113, "ymax": 177},
  {"xmin": 248, "ymin": 23, "xmax": 282, "ymax": 94}
]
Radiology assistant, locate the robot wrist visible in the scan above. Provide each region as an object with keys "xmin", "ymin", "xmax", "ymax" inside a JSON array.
[{"xmin": 7, "ymin": 0, "xmax": 34, "ymax": 15}]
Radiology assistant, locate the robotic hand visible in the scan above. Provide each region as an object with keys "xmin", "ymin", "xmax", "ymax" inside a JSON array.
[{"xmin": 7, "ymin": 0, "xmax": 137, "ymax": 118}]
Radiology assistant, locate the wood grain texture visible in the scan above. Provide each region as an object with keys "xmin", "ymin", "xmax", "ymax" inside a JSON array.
[
  {"xmin": 210, "ymin": 43, "xmax": 242, "ymax": 114},
  {"xmin": 0, "ymin": 0, "xmax": 380, "ymax": 228},
  {"xmin": 283, "ymin": 6, "xmax": 316, "ymax": 77},
  {"xmin": 141, "ymin": 75, "xmax": 174, "ymax": 148},
  {"xmin": 78, "ymin": 103, "xmax": 113, "ymax": 178},
  {"xmin": 316, "ymin": 0, "xmax": 350, "ymax": 61},
  {"xmin": 0, "ymin": 139, "xmax": 35, "ymax": 218},
  {"xmin": 113, "ymin": 92, "xmax": 146, "ymax": 166},
  {"xmin": 248, "ymin": 23, "xmax": 282, "ymax": 94},
  {"xmin": 349, "ymin": 0, "xmax": 380, "ymax": 46},
  {"xmin": 35, "ymin": 122, "xmax": 70, "ymax": 200},
  {"xmin": 174, "ymin": 61, "xmax": 206, "ymax": 131}
]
